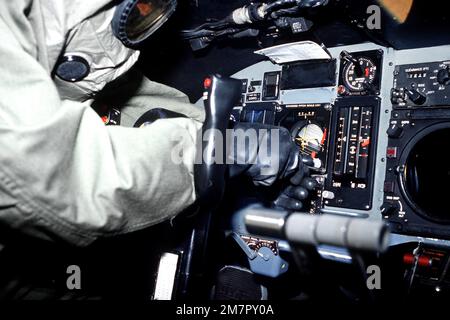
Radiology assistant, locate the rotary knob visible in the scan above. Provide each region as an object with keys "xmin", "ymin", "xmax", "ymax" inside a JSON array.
[
  {"xmin": 437, "ymin": 66, "xmax": 450, "ymax": 86},
  {"xmin": 387, "ymin": 124, "xmax": 404, "ymax": 139},
  {"xmin": 380, "ymin": 202, "xmax": 400, "ymax": 217},
  {"xmin": 405, "ymin": 88, "xmax": 426, "ymax": 105}
]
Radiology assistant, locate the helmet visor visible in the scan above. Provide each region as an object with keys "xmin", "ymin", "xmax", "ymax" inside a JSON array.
[{"xmin": 113, "ymin": 0, "xmax": 177, "ymax": 47}]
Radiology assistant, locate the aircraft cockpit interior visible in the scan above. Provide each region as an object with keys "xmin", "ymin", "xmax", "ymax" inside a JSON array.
[{"xmin": 1, "ymin": 0, "xmax": 450, "ymax": 307}]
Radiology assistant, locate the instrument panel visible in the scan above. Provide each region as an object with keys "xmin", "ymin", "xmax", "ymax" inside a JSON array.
[
  {"xmin": 391, "ymin": 61, "xmax": 450, "ymax": 107},
  {"xmin": 233, "ymin": 46, "xmax": 385, "ymax": 212},
  {"xmin": 325, "ymin": 96, "xmax": 379, "ymax": 210},
  {"xmin": 229, "ymin": 42, "xmax": 450, "ymax": 244},
  {"xmin": 383, "ymin": 57, "xmax": 450, "ymax": 239}
]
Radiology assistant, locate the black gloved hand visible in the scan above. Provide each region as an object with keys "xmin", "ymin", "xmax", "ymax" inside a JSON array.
[
  {"xmin": 227, "ymin": 122, "xmax": 318, "ymax": 212},
  {"xmin": 228, "ymin": 122, "xmax": 304, "ymax": 186},
  {"xmin": 273, "ymin": 154, "xmax": 318, "ymax": 211}
]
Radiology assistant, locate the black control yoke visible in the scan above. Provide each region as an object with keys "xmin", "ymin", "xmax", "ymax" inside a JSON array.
[{"xmin": 194, "ymin": 75, "xmax": 242, "ymax": 208}]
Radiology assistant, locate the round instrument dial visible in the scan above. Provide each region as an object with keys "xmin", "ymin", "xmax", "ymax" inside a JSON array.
[
  {"xmin": 294, "ymin": 123, "xmax": 325, "ymax": 158},
  {"xmin": 343, "ymin": 57, "xmax": 377, "ymax": 92}
]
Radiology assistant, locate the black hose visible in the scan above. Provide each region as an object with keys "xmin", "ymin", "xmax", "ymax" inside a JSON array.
[{"xmin": 265, "ymin": 0, "xmax": 299, "ymax": 14}]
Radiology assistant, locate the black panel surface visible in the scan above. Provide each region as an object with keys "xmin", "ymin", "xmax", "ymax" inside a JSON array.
[
  {"xmin": 280, "ymin": 60, "xmax": 336, "ymax": 90},
  {"xmin": 392, "ymin": 61, "xmax": 450, "ymax": 108},
  {"xmin": 325, "ymin": 96, "xmax": 381, "ymax": 210}
]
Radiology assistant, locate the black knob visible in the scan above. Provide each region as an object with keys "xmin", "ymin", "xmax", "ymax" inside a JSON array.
[
  {"xmin": 437, "ymin": 67, "xmax": 450, "ymax": 86},
  {"xmin": 380, "ymin": 202, "xmax": 400, "ymax": 217},
  {"xmin": 387, "ymin": 124, "xmax": 404, "ymax": 139},
  {"xmin": 405, "ymin": 88, "xmax": 426, "ymax": 105}
]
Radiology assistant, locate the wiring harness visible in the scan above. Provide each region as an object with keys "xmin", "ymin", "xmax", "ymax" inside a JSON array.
[{"xmin": 181, "ymin": 0, "xmax": 329, "ymax": 51}]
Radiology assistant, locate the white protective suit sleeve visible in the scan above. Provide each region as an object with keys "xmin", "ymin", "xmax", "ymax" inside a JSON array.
[{"xmin": 0, "ymin": 11, "xmax": 202, "ymax": 246}]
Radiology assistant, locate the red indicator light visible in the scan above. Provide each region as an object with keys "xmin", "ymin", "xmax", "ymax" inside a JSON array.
[
  {"xmin": 204, "ymin": 77, "xmax": 212, "ymax": 89},
  {"xmin": 403, "ymin": 253, "xmax": 433, "ymax": 268},
  {"xmin": 360, "ymin": 138, "xmax": 370, "ymax": 148},
  {"xmin": 386, "ymin": 147, "xmax": 398, "ymax": 159}
]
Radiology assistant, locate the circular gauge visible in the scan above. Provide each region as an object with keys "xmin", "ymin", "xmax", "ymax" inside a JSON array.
[
  {"xmin": 343, "ymin": 57, "xmax": 377, "ymax": 92},
  {"xmin": 293, "ymin": 123, "xmax": 325, "ymax": 158},
  {"xmin": 400, "ymin": 124, "xmax": 450, "ymax": 223}
]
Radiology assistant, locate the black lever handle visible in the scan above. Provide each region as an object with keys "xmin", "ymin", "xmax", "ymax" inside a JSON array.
[
  {"xmin": 194, "ymin": 74, "xmax": 242, "ymax": 208},
  {"xmin": 341, "ymin": 50, "xmax": 363, "ymax": 77}
]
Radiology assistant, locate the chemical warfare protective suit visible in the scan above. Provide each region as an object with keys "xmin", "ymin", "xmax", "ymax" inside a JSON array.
[{"xmin": 0, "ymin": 0, "xmax": 205, "ymax": 246}]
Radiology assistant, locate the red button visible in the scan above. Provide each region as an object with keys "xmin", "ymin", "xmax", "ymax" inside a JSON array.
[
  {"xmin": 337, "ymin": 85, "xmax": 347, "ymax": 95},
  {"xmin": 204, "ymin": 77, "xmax": 212, "ymax": 89},
  {"xmin": 386, "ymin": 147, "xmax": 398, "ymax": 159}
]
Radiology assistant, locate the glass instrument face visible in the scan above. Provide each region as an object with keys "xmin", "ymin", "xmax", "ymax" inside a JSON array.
[
  {"xmin": 343, "ymin": 57, "xmax": 377, "ymax": 92},
  {"xmin": 295, "ymin": 123, "xmax": 326, "ymax": 159}
]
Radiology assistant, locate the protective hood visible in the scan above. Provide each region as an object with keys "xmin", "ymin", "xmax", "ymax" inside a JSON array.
[
  {"xmin": 38, "ymin": 0, "xmax": 140, "ymax": 101},
  {"xmin": 44, "ymin": 0, "xmax": 116, "ymax": 30},
  {"xmin": 2, "ymin": 0, "xmax": 177, "ymax": 101}
]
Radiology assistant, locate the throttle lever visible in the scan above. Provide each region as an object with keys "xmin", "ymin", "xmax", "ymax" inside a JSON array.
[
  {"xmin": 244, "ymin": 205, "xmax": 390, "ymax": 253},
  {"xmin": 194, "ymin": 75, "xmax": 242, "ymax": 209}
]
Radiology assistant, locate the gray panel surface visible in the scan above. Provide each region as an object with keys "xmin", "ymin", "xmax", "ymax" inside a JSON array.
[{"xmin": 228, "ymin": 42, "xmax": 450, "ymax": 246}]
